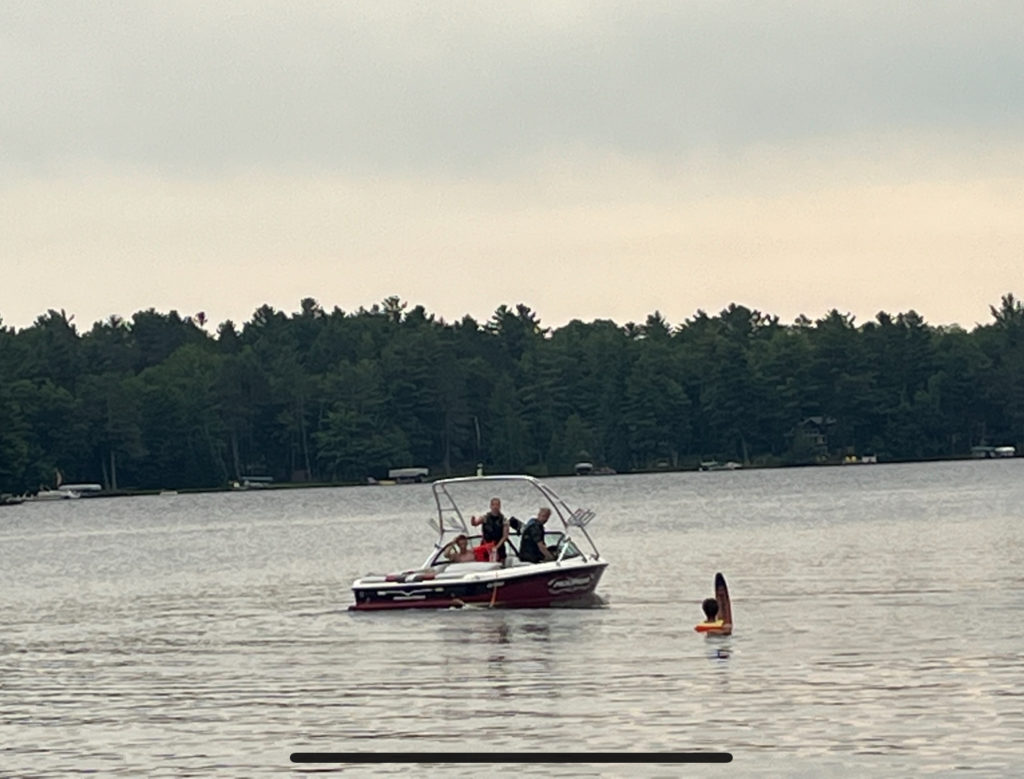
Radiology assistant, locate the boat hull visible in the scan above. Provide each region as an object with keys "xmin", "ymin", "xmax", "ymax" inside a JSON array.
[{"xmin": 349, "ymin": 559, "xmax": 608, "ymax": 611}]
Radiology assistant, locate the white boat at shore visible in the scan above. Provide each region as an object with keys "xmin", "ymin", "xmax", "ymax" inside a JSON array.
[
  {"xmin": 29, "ymin": 483, "xmax": 102, "ymax": 501},
  {"xmin": 699, "ymin": 460, "xmax": 742, "ymax": 471},
  {"xmin": 971, "ymin": 445, "xmax": 1016, "ymax": 459}
]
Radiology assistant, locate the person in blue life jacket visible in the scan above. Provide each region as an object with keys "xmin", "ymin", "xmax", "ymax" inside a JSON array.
[{"xmin": 518, "ymin": 507, "xmax": 555, "ymax": 564}]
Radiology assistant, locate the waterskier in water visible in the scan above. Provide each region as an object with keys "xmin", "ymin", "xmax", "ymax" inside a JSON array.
[{"xmin": 695, "ymin": 572, "xmax": 733, "ymax": 636}]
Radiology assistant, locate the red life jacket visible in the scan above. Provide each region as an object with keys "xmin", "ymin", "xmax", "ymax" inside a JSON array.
[{"xmin": 473, "ymin": 542, "xmax": 496, "ymax": 562}]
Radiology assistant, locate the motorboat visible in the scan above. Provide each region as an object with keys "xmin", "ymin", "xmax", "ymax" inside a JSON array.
[
  {"xmin": 698, "ymin": 460, "xmax": 742, "ymax": 471},
  {"xmin": 30, "ymin": 484, "xmax": 102, "ymax": 500},
  {"xmin": 573, "ymin": 461, "xmax": 617, "ymax": 476},
  {"xmin": 232, "ymin": 476, "xmax": 273, "ymax": 489},
  {"xmin": 30, "ymin": 489, "xmax": 77, "ymax": 501},
  {"xmin": 349, "ymin": 474, "xmax": 609, "ymax": 611}
]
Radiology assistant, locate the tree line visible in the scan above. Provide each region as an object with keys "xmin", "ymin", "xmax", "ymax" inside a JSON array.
[{"xmin": 2, "ymin": 293, "xmax": 1023, "ymax": 494}]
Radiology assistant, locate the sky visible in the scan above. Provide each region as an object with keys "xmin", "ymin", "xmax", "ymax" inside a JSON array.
[{"xmin": 3, "ymin": 1, "xmax": 1023, "ymax": 333}]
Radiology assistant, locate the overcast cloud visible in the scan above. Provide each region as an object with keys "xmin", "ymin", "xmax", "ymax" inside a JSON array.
[{"xmin": 3, "ymin": 1, "xmax": 1023, "ymax": 330}]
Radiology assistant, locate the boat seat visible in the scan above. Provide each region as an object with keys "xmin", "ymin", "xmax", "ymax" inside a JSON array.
[{"xmin": 435, "ymin": 562, "xmax": 502, "ymax": 577}]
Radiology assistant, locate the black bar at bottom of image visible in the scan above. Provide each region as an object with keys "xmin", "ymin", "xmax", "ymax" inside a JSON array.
[{"xmin": 290, "ymin": 751, "xmax": 732, "ymax": 764}]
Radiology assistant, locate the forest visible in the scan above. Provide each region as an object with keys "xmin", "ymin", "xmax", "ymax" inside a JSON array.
[{"xmin": 2, "ymin": 293, "xmax": 1023, "ymax": 494}]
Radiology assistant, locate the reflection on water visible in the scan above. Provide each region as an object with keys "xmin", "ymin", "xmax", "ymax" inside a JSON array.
[
  {"xmin": 707, "ymin": 640, "xmax": 732, "ymax": 661},
  {"xmin": 2, "ymin": 460, "xmax": 1024, "ymax": 774}
]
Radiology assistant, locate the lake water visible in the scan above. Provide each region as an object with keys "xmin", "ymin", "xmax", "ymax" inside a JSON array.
[{"xmin": 2, "ymin": 460, "xmax": 1023, "ymax": 776}]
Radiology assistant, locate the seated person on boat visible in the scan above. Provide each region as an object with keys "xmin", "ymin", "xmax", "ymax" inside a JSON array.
[
  {"xmin": 443, "ymin": 534, "xmax": 475, "ymax": 563},
  {"xmin": 518, "ymin": 507, "xmax": 556, "ymax": 563}
]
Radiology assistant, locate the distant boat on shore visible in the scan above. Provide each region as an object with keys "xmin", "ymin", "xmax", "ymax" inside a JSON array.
[
  {"xmin": 971, "ymin": 446, "xmax": 1016, "ymax": 459},
  {"xmin": 232, "ymin": 476, "xmax": 274, "ymax": 489},
  {"xmin": 387, "ymin": 467, "xmax": 430, "ymax": 484},
  {"xmin": 699, "ymin": 461, "xmax": 742, "ymax": 472},
  {"xmin": 574, "ymin": 462, "xmax": 617, "ymax": 476},
  {"xmin": 30, "ymin": 484, "xmax": 102, "ymax": 501}
]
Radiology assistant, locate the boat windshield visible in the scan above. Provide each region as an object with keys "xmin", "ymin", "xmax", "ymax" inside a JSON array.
[
  {"xmin": 426, "ymin": 528, "xmax": 582, "ymax": 568},
  {"xmin": 547, "ymin": 532, "xmax": 582, "ymax": 560},
  {"xmin": 423, "ymin": 475, "xmax": 601, "ymax": 569}
]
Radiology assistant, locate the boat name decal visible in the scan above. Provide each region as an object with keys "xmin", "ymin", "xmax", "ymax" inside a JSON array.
[
  {"xmin": 377, "ymin": 588, "xmax": 442, "ymax": 599},
  {"xmin": 547, "ymin": 574, "xmax": 594, "ymax": 595}
]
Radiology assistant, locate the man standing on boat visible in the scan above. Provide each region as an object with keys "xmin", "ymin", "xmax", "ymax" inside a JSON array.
[{"xmin": 471, "ymin": 497, "xmax": 509, "ymax": 563}]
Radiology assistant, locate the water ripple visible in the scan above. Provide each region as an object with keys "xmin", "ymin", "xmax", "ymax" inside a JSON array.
[{"xmin": 3, "ymin": 463, "xmax": 1024, "ymax": 773}]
